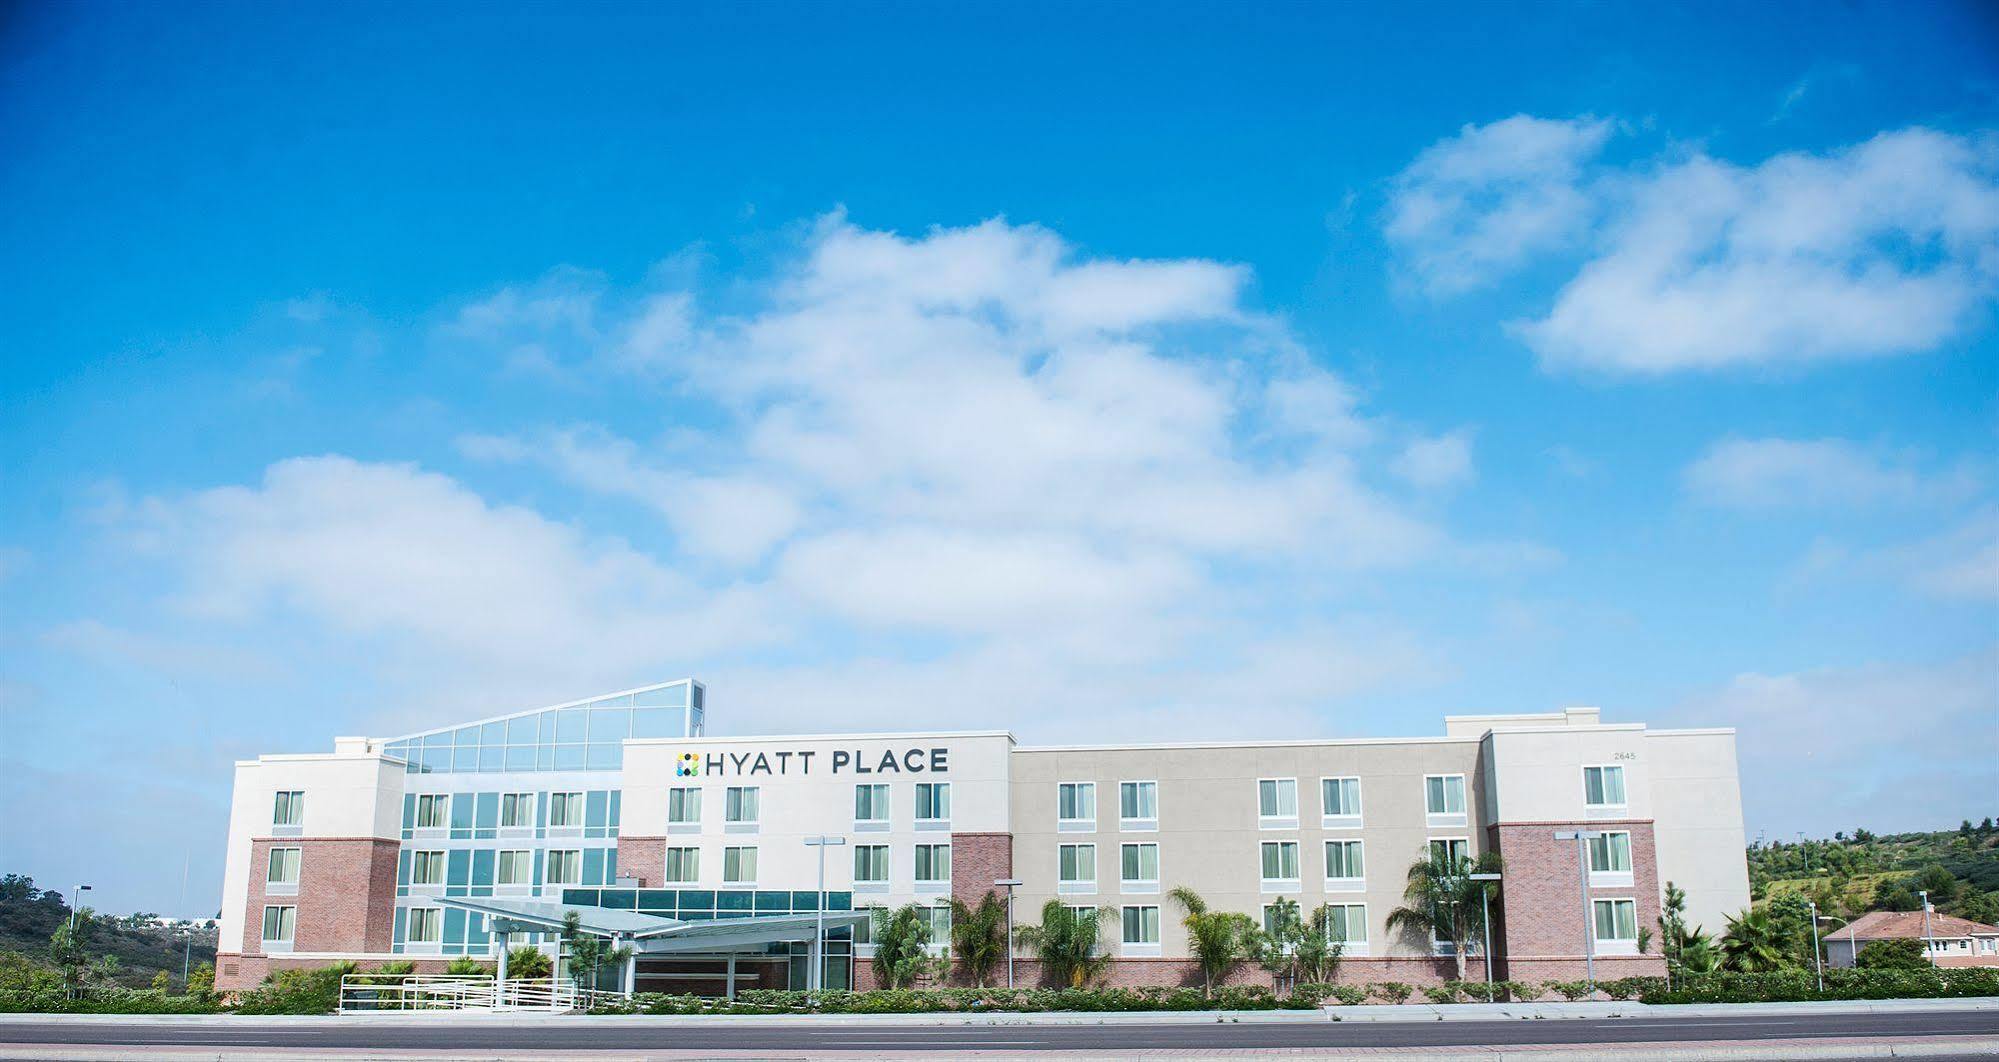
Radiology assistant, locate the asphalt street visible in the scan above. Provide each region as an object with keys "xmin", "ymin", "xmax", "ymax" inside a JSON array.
[{"xmin": 0, "ymin": 1008, "xmax": 1995, "ymax": 1054}]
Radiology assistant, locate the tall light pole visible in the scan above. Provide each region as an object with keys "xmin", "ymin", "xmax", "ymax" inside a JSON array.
[
  {"xmin": 1470, "ymin": 872, "xmax": 1501, "ymax": 993},
  {"xmin": 68, "ymin": 885, "xmax": 92, "ymax": 931},
  {"xmin": 1552, "ymin": 831, "xmax": 1601, "ymax": 989},
  {"xmin": 803, "ymin": 836, "xmax": 846, "ymax": 997},
  {"xmin": 1920, "ymin": 890, "xmax": 1935, "ymax": 967},
  {"xmin": 994, "ymin": 879, "xmax": 1023, "ymax": 989},
  {"xmin": 1808, "ymin": 900, "xmax": 1825, "ymax": 993}
]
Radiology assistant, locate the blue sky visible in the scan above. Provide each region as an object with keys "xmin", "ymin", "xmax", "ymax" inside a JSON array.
[{"xmin": 2, "ymin": 1, "xmax": 1995, "ymax": 916}]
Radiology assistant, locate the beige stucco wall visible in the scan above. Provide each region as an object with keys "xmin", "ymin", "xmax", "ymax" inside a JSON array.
[
  {"xmin": 1644, "ymin": 729, "xmax": 1751, "ymax": 936},
  {"xmin": 1481, "ymin": 725, "xmax": 1652, "ymax": 823}
]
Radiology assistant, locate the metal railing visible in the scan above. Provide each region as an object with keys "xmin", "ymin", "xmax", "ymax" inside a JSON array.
[{"xmin": 337, "ymin": 974, "xmax": 584, "ymax": 1013}]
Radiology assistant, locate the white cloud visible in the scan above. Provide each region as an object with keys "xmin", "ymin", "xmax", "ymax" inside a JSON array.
[
  {"xmin": 1684, "ymin": 437, "xmax": 1974, "ymax": 510},
  {"xmin": 1385, "ymin": 115, "xmax": 1615, "ymax": 294},
  {"xmin": 1392, "ymin": 430, "xmax": 1475, "ymax": 491},
  {"xmin": 1894, "ymin": 511, "xmax": 1999, "ymax": 602}
]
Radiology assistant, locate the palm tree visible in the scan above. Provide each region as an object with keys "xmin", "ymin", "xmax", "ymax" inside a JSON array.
[
  {"xmin": 1678, "ymin": 927, "xmax": 1722, "ymax": 974},
  {"xmin": 949, "ymin": 891, "xmax": 1010, "ymax": 988},
  {"xmin": 870, "ymin": 904, "xmax": 935, "ymax": 989},
  {"xmin": 1170, "ymin": 886, "xmax": 1257, "ymax": 997},
  {"xmin": 1721, "ymin": 908, "xmax": 1793, "ymax": 972},
  {"xmin": 1014, "ymin": 900, "xmax": 1112, "ymax": 988},
  {"xmin": 1384, "ymin": 851, "xmax": 1500, "ymax": 982}
]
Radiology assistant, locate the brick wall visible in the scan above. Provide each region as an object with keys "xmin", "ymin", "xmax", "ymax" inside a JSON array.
[
  {"xmin": 616, "ymin": 836, "xmax": 667, "ymax": 886},
  {"xmin": 950, "ymin": 832, "xmax": 1013, "ymax": 908},
  {"xmin": 216, "ymin": 954, "xmax": 463, "ymax": 995},
  {"xmin": 1492, "ymin": 821, "xmax": 1665, "ymax": 981},
  {"xmin": 238, "ymin": 838, "xmax": 399, "ymax": 959}
]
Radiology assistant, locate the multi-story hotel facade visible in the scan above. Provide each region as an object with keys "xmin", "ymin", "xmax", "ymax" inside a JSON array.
[{"xmin": 215, "ymin": 679, "xmax": 1750, "ymax": 995}]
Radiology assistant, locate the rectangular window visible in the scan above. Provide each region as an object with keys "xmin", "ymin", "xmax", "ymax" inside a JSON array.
[
  {"xmin": 1324, "ymin": 840, "xmax": 1364, "ymax": 880},
  {"xmin": 725, "ymin": 786, "xmax": 760, "ymax": 825},
  {"xmin": 854, "ymin": 784, "xmax": 890, "ymax": 823},
  {"xmin": 499, "ymin": 792, "xmax": 535, "ymax": 828},
  {"xmin": 1587, "ymin": 831, "xmax": 1633, "ymax": 873},
  {"xmin": 549, "ymin": 792, "xmax": 584, "ymax": 827},
  {"xmin": 407, "ymin": 907, "xmax": 442, "ymax": 943},
  {"xmin": 260, "ymin": 905, "xmax": 295, "ymax": 943},
  {"xmin": 1260, "ymin": 840, "xmax": 1300, "ymax": 883},
  {"xmin": 1119, "ymin": 781, "xmax": 1158, "ymax": 823},
  {"xmin": 913, "ymin": 843, "xmax": 951, "ymax": 885},
  {"xmin": 915, "ymin": 782, "xmax": 950, "ymax": 822},
  {"xmin": 1258, "ymin": 778, "xmax": 1298, "ymax": 819},
  {"xmin": 1584, "ymin": 766, "xmax": 1627, "ymax": 807},
  {"xmin": 272, "ymin": 791, "xmax": 304, "ymax": 827},
  {"xmin": 266, "ymin": 847, "xmax": 301, "ymax": 885},
  {"xmin": 413, "ymin": 794, "xmax": 449, "ymax": 829},
  {"xmin": 496, "ymin": 850, "xmax": 532, "ymax": 886},
  {"xmin": 1425, "ymin": 775, "xmax": 1467, "ymax": 816},
  {"xmin": 1429, "ymin": 838, "xmax": 1471, "ymax": 864},
  {"xmin": 924, "ymin": 905, "xmax": 952, "ymax": 945},
  {"xmin": 667, "ymin": 787, "xmax": 702, "ymax": 824},
  {"xmin": 546, "ymin": 849, "xmax": 583, "ymax": 885},
  {"xmin": 1058, "ymin": 843, "xmax": 1097, "ymax": 887},
  {"xmin": 1327, "ymin": 903, "xmax": 1368, "ymax": 946},
  {"xmin": 1057, "ymin": 783, "xmax": 1096, "ymax": 825},
  {"xmin": 1321, "ymin": 777, "xmax": 1362, "ymax": 822},
  {"xmin": 1120, "ymin": 843, "xmax": 1159, "ymax": 886},
  {"xmin": 854, "ymin": 845, "xmax": 890, "ymax": 884},
  {"xmin": 1121, "ymin": 905, "xmax": 1161, "ymax": 945},
  {"xmin": 1593, "ymin": 898, "xmax": 1638, "ymax": 941},
  {"xmin": 723, "ymin": 846, "xmax": 758, "ymax": 884},
  {"xmin": 664, "ymin": 847, "xmax": 700, "ymax": 883},
  {"xmin": 411, "ymin": 849, "xmax": 446, "ymax": 886}
]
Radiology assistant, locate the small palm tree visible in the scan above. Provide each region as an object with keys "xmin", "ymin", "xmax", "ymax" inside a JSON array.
[
  {"xmin": 1385, "ymin": 851, "xmax": 1500, "ymax": 982},
  {"xmin": 870, "ymin": 904, "xmax": 935, "ymax": 989},
  {"xmin": 1015, "ymin": 900, "xmax": 1111, "ymax": 988},
  {"xmin": 949, "ymin": 891, "xmax": 1010, "ymax": 988},
  {"xmin": 1721, "ymin": 908, "xmax": 1792, "ymax": 972},
  {"xmin": 1170, "ymin": 886, "xmax": 1257, "ymax": 998},
  {"xmin": 1296, "ymin": 903, "xmax": 1346, "ymax": 984}
]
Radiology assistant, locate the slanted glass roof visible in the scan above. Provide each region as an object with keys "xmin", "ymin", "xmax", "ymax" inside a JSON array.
[{"xmin": 380, "ymin": 679, "xmax": 705, "ymax": 774}]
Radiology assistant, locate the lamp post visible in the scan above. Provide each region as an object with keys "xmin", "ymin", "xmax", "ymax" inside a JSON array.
[
  {"xmin": 1920, "ymin": 890, "xmax": 1935, "ymax": 967},
  {"xmin": 1469, "ymin": 872, "xmax": 1501, "ymax": 993},
  {"xmin": 67, "ymin": 885, "xmax": 91, "ymax": 931},
  {"xmin": 1808, "ymin": 901, "xmax": 1825, "ymax": 993},
  {"xmin": 994, "ymin": 879, "xmax": 1023, "ymax": 989},
  {"xmin": 1552, "ymin": 831, "xmax": 1602, "ymax": 989},
  {"xmin": 803, "ymin": 836, "xmax": 846, "ymax": 996}
]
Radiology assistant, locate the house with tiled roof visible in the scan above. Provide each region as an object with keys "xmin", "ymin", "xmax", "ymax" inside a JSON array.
[{"xmin": 1825, "ymin": 909, "xmax": 1999, "ymax": 968}]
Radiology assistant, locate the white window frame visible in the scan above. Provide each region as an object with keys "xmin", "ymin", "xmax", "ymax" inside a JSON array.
[
  {"xmin": 1319, "ymin": 776, "xmax": 1362, "ymax": 829},
  {"xmin": 913, "ymin": 843, "xmax": 952, "ymax": 890},
  {"xmin": 498, "ymin": 792, "xmax": 535, "ymax": 830},
  {"xmin": 1118, "ymin": 780, "xmax": 1158, "ymax": 832},
  {"xmin": 1257, "ymin": 778, "xmax": 1299, "ymax": 829},
  {"xmin": 722, "ymin": 845, "xmax": 758, "ymax": 887},
  {"xmin": 724, "ymin": 786, "xmax": 761, "ymax": 832},
  {"xmin": 272, "ymin": 791, "xmax": 304, "ymax": 831},
  {"xmin": 667, "ymin": 787, "xmax": 702, "ymax": 832},
  {"xmin": 546, "ymin": 848, "xmax": 583, "ymax": 886},
  {"xmin": 410, "ymin": 849, "xmax": 447, "ymax": 888},
  {"xmin": 1326, "ymin": 902, "xmax": 1369, "ymax": 956},
  {"xmin": 1587, "ymin": 830, "xmax": 1635, "ymax": 888},
  {"xmin": 260, "ymin": 904, "xmax": 296, "ymax": 950},
  {"xmin": 1121, "ymin": 904, "xmax": 1161, "ymax": 954},
  {"xmin": 1424, "ymin": 774, "xmax": 1468, "ymax": 827},
  {"xmin": 412, "ymin": 793, "xmax": 448, "ymax": 831},
  {"xmin": 1592, "ymin": 897, "xmax": 1639, "ymax": 954},
  {"xmin": 923, "ymin": 904, "xmax": 952, "ymax": 953},
  {"xmin": 1119, "ymin": 842, "xmax": 1160, "ymax": 894},
  {"xmin": 1428, "ymin": 837, "xmax": 1471, "ymax": 866},
  {"xmin": 406, "ymin": 906, "xmax": 443, "ymax": 947},
  {"xmin": 853, "ymin": 844, "xmax": 891, "ymax": 891},
  {"xmin": 1323, "ymin": 839, "xmax": 1365, "ymax": 892},
  {"xmin": 1583, "ymin": 764, "xmax": 1628, "ymax": 816},
  {"xmin": 1057, "ymin": 782, "xmax": 1097, "ymax": 832},
  {"xmin": 914, "ymin": 782, "xmax": 951, "ymax": 830},
  {"xmin": 1260, "ymin": 839, "xmax": 1301, "ymax": 892},
  {"xmin": 496, "ymin": 849, "xmax": 533, "ymax": 888},
  {"xmin": 664, "ymin": 846, "xmax": 700, "ymax": 883},
  {"xmin": 854, "ymin": 783, "xmax": 891, "ymax": 832},
  {"xmin": 548, "ymin": 792, "xmax": 585, "ymax": 829},
  {"xmin": 1058, "ymin": 843, "xmax": 1097, "ymax": 894},
  {"xmin": 265, "ymin": 847, "xmax": 302, "ymax": 896}
]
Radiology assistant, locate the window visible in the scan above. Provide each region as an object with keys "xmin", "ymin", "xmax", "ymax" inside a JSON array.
[
  {"xmin": 496, "ymin": 850, "xmax": 532, "ymax": 886},
  {"xmin": 1258, "ymin": 778, "xmax": 1298, "ymax": 821},
  {"xmin": 546, "ymin": 849, "xmax": 583, "ymax": 886},
  {"xmin": 1324, "ymin": 840, "xmax": 1364, "ymax": 881},
  {"xmin": 723, "ymin": 846, "xmax": 758, "ymax": 884},
  {"xmin": 1587, "ymin": 831, "xmax": 1633, "ymax": 874},
  {"xmin": 1120, "ymin": 843, "xmax": 1160, "ymax": 889},
  {"xmin": 725, "ymin": 786, "xmax": 760, "ymax": 825},
  {"xmin": 413, "ymin": 794, "xmax": 448, "ymax": 829},
  {"xmin": 1584, "ymin": 766, "xmax": 1627, "ymax": 808},
  {"xmin": 1119, "ymin": 781, "xmax": 1158, "ymax": 825},
  {"xmin": 273, "ymin": 791, "xmax": 304, "ymax": 828},
  {"xmin": 1057, "ymin": 783, "xmax": 1096, "ymax": 826},
  {"xmin": 854, "ymin": 845, "xmax": 890, "ymax": 885},
  {"xmin": 854, "ymin": 784, "xmax": 890, "ymax": 824},
  {"xmin": 1122, "ymin": 905, "xmax": 1161, "ymax": 945},
  {"xmin": 1321, "ymin": 777, "xmax": 1362, "ymax": 823},
  {"xmin": 1429, "ymin": 838, "xmax": 1471, "ymax": 865},
  {"xmin": 667, "ymin": 787, "xmax": 702, "ymax": 825},
  {"xmin": 924, "ymin": 905, "xmax": 952, "ymax": 946},
  {"xmin": 1260, "ymin": 841, "xmax": 1300, "ymax": 884},
  {"xmin": 411, "ymin": 849, "xmax": 446, "ymax": 886},
  {"xmin": 915, "ymin": 782, "xmax": 950, "ymax": 822},
  {"xmin": 1593, "ymin": 898, "xmax": 1638, "ymax": 941},
  {"xmin": 1425, "ymin": 775, "xmax": 1467, "ymax": 818},
  {"xmin": 549, "ymin": 792, "xmax": 584, "ymax": 827},
  {"xmin": 261, "ymin": 905, "xmax": 295, "ymax": 943},
  {"xmin": 1058, "ymin": 843, "xmax": 1097, "ymax": 889},
  {"xmin": 1326, "ymin": 903, "xmax": 1368, "ymax": 948},
  {"xmin": 499, "ymin": 793, "xmax": 534, "ymax": 828},
  {"xmin": 266, "ymin": 847, "xmax": 301, "ymax": 886},
  {"xmin": 914, "ymin": 844, "xmax": 951, "ymax": 885},
  {"xmin": 407, "ymin": 907, "xmax": 442, "ymax": 944},
  {"xmin": 664, "ymin": 847, "xmax": 700, "ymax": 883}
]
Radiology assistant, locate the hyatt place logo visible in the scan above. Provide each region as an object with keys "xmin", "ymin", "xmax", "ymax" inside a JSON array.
[{"xmin": 675, "ymin": 753, "xmax": 702, "ymax": 777}]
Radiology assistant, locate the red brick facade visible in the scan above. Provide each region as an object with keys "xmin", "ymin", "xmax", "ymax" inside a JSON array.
[
  {"xmin": 616, "ymin": 836, "xmax": 668, "ymax": 886},
  {"xmin": 949, "ymin": 832, "xmax": 1014, "ymax": 908},
  {"xmin": 238, "ymin": 837, "xmax": 399, "ymax": 958},
  {"xmin": 1490, "ymin": 820, "xmax": 1665, "ymax": 982}
]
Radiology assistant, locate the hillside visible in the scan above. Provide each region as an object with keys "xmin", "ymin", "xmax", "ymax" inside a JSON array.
[
  {"xmin": 1750, "ymin": 818, "xmax": 1999, "ymax": 925},
  {"xmin": 0, "ymin": 875, "xmax": 217, "ymax": 989}
]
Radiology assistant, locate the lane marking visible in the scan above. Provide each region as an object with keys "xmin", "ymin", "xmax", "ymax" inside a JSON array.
[
  {"xmin": 830, "ymin": 1040, "xmax": 1047, "ymax": 1046},
  {"xmin": 1618, "ymin": 1021, "xmax": 1803, "ymax": 1028}
]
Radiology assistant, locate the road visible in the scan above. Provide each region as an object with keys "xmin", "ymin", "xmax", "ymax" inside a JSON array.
[{"xmin": 0, "ymin": 1008, "xmax": 1995, "ymax": 1055}]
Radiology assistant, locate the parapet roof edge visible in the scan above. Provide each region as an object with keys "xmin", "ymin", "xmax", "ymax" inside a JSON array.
[
  {"xmin": 628, "ymin": 729, "xmax": 1018, "ymax": 745},
  {"xmin": 1013, "ymin": 734, "xmax": 1476, "ymax": 753}
]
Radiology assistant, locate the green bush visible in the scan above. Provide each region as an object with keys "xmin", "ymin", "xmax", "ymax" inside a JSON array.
[
  {"xmin": 1600, "ymin": 976, "xmax": 1663, "ymax": 1001},
  {"xmin": 1457, "ymin": 980, "xmax": 1501, "ymax": 1002},
  {"xmin": 235, "ymin": 962, "xmax": 357, "ymax": 1015},
  {"xmin": 443, "ymin": 957, "xmax": 490, "ymax": 977},
  {"xmin": 1326, "ymin": 984, "xmax": 1369, "ymax": 1005},
  {"xmin": 1370, "ymin": 981, "xmax": 1414, "ymax": 1003},
  {"xmin": 1423, "ymin": 983, "xmax": 1463, "ymax": 1004},
  {"xmin": 1855, "ymin": 939, "xmax": 1929, "ymax": 971},
  {"xmin": 1639, "ymin": 968, "xmax": 1999, "ymax": 1004},
  {"xmin": 1499, "ymin": 980, "xmax": 1541, "ymax": 1001},
  {"xmin": 1544, "ymin": 979, "xmax": 1595, "ymax": 1001}
]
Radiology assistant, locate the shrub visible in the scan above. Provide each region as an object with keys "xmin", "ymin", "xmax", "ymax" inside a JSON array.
[
  {"xmin": 1500, "ymin": 980, "xmax": 1541, "ymax": 1002},
  {"xmin": 1638, "ymin": 968, "xmax": 1999, "ymax": 1004},
  {"xmin": 1325, "ymin": 984, "xmax": 1369, "ymax": 1005},
  {"xmin": 1458, "ymin": 980, "xmax": 1500, "ymax": 1002},
  {"xmin": 1544, "ymin": 979, "xmax": 1595, "ymax": 1001},
  {"xmin": 235, "ymin": 962, "xmax": 357, "ymax": 1015},
  {"xmin": 505, "ymin": 947, "xmax": 552, "ymax": 979},
  {"xmin": 1855, "ymin": 939, "xmax": 1929, "ymax": 971},
  {"xmin": 1423, "ymin": 983, "xmax": 1464, "ymax": 1004},
  {"xmin": 443, "ymin": 957, "xmax": 489, "ymax": 977},
  {"xmin": 1371, "ymin": 981, "xmax": 1414, "ymax": 1004}
]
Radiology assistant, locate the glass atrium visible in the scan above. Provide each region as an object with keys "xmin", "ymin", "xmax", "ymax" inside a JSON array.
[{"xmin": 380, "ymin": 680, "xmax": 704, "ymax": 774}]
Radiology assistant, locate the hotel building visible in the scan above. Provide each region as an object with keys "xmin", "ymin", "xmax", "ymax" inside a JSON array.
[{"xmin": 215, "ymin": 679, "xmax": 1750, "ymax": 994}]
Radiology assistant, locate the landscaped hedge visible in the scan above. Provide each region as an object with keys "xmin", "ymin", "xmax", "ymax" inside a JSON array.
[
  {"xmin": 589, "ymin": 985, "xmax": 1323, "ymax": 1015},
  {"xmin": 0, "ymin": 988, "xmax": 221, "ymax": 1014},
  {"xmin": 1641, "ymin": 968, "xmax": 1999, "ymax": 1004}
]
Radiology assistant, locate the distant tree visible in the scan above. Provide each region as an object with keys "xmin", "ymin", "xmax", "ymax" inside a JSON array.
[
  {"xmin": 1874, "ymin": 878, "xmax": 1922, "ymax": 912},
  {"xmin": 187, "ymin": 961, "xmax": 215, "ymax": 999},
  {"xmin": 557, "ymin": 911, "xmax": 632, "ymax": 992},
  {"xmin": 1856, "ymin": 938, "xmax": 1929, "ymax": 970},
  {"xmin": 1853, "ymin": 828, "xmax": 1876, "ymax": 844},
  {"xmin": 47, "ymin": 908, "xmax": 95, "ymax": 997},
  {"xmin": 151, "ymin": 970, "xmax": 171, "ymax": 991}
]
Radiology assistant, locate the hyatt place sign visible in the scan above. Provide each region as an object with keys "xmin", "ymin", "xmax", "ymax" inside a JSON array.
[{"xmin": 674, "ymin": 747, "xmax": 950, "ymax": 778}]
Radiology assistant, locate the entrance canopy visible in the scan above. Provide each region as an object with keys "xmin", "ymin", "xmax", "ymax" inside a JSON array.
[{"xmin": 438, "ymin": 896, "xmax": 869, "ymax": 953}]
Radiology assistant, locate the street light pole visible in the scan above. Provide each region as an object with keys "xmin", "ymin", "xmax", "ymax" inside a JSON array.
[
  {"xmin": 1920, "ymin": 890, "xmax": 1935, "ymax": 967},
  {"xmin": 67, "ymin": 885, "xmax": 91, "ymax": 931},
  {"xmin": 1808, "ymin": 901, "xmax": 1824, "ymax": 993},
  {"xmin": 1552, "ymin": 831, "xmax": 1601, "ymax": 989},
  {"xmin": 1470, "ymin": 872, "xmax": 1501, "ymax": 993},
  {"xmin": 803, "ymin": 836, "xmax": 846, "ymax": 997},
  {"xmin": 995, "ymin": 879, "xmax": 1023, "ymax": 989}
]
